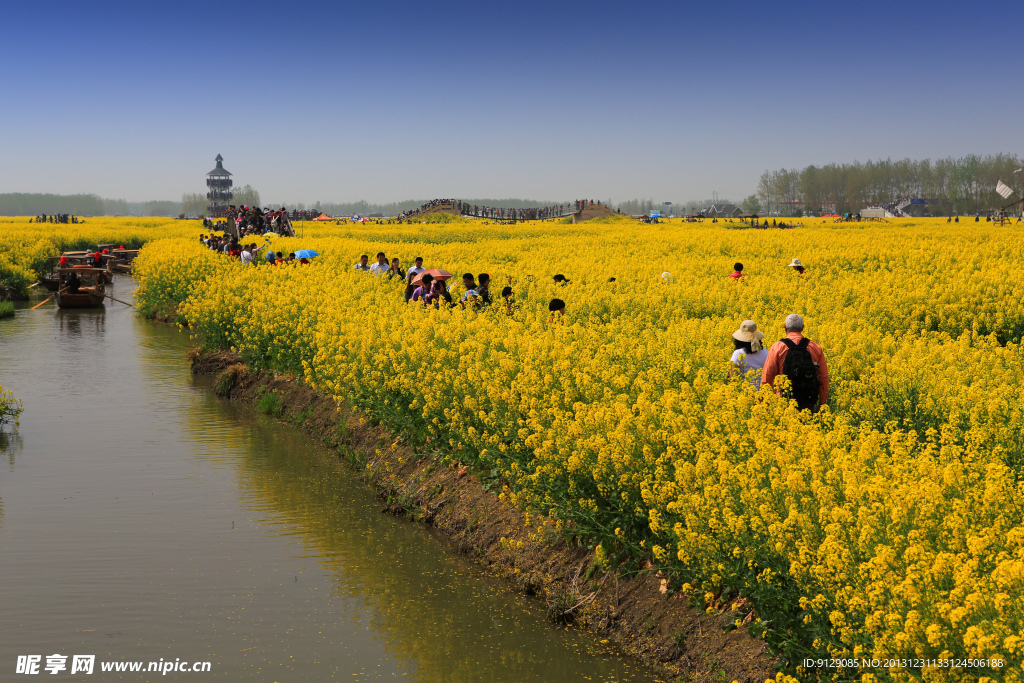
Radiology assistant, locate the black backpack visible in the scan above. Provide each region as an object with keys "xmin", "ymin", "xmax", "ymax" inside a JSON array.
[{"xmin": 780, "ymin": 338, "xmax": 820, "ymax": 410}]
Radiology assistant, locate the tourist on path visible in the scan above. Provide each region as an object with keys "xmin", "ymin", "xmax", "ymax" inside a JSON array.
[
  {"xmin": 729, "ymin": 320, "xmax": 768, "ymax": 387},
  {"xmin": 761, "ymin": 314, "xmax": 829, "ymax": 411},
  {"xmin": 369, "ymin": 252, "xmax": 389, "ymax": 275},
  {"xmin": 405, "ymin": 257, "xmax": 425, "ymax": 302}
]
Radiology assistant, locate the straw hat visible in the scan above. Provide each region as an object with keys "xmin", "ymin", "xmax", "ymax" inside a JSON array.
[
  {"xmin": 787, "ymin": 258, "xmax": 803, "ymax": 267},
  {"xmin": 732, "ymin": 320, "xmax": 765, "ymax": 344}
]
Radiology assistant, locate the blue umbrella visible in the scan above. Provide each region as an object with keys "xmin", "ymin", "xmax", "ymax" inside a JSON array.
[{"xmin": 294, "ymin": 249, "xmax": 319, "ymax": 259}]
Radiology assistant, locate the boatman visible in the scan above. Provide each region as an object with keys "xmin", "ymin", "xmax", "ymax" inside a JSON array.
[{"xmin": 67, "ymin": 270, "xmax": 82, "ymax": 293}]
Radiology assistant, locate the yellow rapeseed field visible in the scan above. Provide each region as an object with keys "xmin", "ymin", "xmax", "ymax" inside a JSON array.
[{"xmin": 42, "ymin": 214, "xmax": 1024, "ymax": 681}]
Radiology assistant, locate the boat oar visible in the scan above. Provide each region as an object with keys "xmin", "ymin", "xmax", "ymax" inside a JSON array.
[
  {"xmin": 31, "ymin": 295, "xmax": 55, "ymax": 310},
  {"xmin": 104, "ymin": 293, "xmax": 134, "ymax": 306}
]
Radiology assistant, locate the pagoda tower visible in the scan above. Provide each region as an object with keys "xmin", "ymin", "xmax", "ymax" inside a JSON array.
[{"xmin": 206, "ymin": 154, "xmax": 233, "ymax": 217}]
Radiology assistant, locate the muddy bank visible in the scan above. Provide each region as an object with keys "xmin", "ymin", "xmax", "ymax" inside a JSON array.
[{"xmin": 192, "ymin": 349, "xmax": 777, "ymax": 683}]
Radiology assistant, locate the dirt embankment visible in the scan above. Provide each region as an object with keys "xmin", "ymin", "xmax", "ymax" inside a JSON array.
[
  {"xmin": 192, "ymin": 349, "xmax": 777, "ymax": 683},
  {"xmin": 573, "ymin": 203, "xmax": 619, "ymax": 222}
]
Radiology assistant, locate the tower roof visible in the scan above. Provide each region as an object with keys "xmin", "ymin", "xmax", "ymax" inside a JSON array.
[{"xmin": 207, "ymin": 154, "xmax": 232, "ymax": 177}]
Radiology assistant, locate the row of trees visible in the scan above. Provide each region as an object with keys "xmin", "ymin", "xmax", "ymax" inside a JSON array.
[
  {"xmin": 0, "ymin": 194, "xmax": 189, "ymax": 217},
  {"xmin": 615, "ymin": 198, "xmax": 746, "ymax": 216},
  {"xmin": 755, "ymin": 154, "xmax": 1023, "ymax": 216},
  {"xmin": 181, "ymin": 185, "xmax": 261, "ymax": 218},
  {"xmin": 0, "ymin": 193, "xmax": 107, "ymax": 216}
]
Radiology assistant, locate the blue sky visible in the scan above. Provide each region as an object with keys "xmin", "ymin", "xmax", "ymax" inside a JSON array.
[{"xmin": 1, "ymin": 0, "xmax": 1021, "ymax": 204}]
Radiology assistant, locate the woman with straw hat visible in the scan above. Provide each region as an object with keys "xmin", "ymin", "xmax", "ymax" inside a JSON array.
[
  {"xmin": 730, "ymin": 320, "xmax": 769, "ymax": 388},
  {"xmin": 787, "ymin": 258, "xmax": 806, "ymax": 275}
]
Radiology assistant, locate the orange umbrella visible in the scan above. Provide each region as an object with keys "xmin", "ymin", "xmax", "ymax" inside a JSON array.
[{"xmin": 410, "ymin": 268, "xmax": 453, "ymax": 285}]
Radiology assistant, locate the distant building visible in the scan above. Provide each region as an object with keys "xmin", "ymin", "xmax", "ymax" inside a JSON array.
[
  {"xmin": 701, "ymin": 203, "xmax": 743, "ymax": 218},
  {"xmin": 206, "ymin": 154, "xmax": 233, "ymax": 218}
]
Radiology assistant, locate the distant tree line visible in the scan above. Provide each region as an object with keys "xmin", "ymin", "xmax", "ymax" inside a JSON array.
[
  {"xmin": 0, "ymin": 193, "xmax": 107, "ymax": 216},
  {"xmin": 756, "ymin": 154, "xmax": 1023, "ymax": 216},
  {"xmin": 614, "ymin": 197, "xmax": 741, "ymax": 216},
  {"xmin": 0, "ymin": 193, "xmax": 188, "ymax": 217}
]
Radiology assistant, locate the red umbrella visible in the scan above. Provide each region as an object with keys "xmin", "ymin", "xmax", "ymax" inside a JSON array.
[{"xmin": 410, "ymin": 268, "xmax": 453, "ymax": 285}]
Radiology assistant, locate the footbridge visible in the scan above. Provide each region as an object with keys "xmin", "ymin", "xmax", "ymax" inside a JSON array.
[{"xmin": 399, "ymin": 199, "xmax": 620, "ymax": 223}]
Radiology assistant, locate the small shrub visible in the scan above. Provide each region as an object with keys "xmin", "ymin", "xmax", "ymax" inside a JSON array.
[
  {"xmin": 257, "ymin": 391, "xmax": 284, "ymax": 416},
  {"xmin": 0, "ymin": 386, "xmax": 23, "ymax": 426}
]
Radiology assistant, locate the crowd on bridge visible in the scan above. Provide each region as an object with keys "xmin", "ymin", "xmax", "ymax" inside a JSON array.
[
  {"xmin": 397, "ymin": 199, "xmax": 570, "ymax": 222},
  {"xmin": 462, "ymin": 203, "xmax": 567, "ymax": 220},
  {"xmin": 31, "ymin": 214, "xmax": 80, "ymax": 224},
  {"xmin": 398, "ymin": 199, "xmax": 460, "ymax": 219}
]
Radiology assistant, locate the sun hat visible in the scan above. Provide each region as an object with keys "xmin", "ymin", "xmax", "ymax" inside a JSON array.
[
  {"xmin": 732, "ymin": 320, "xmax": 764, "ymax": 343},
  {"xmin": 787, "ymin": 258, "xmax": 803, "ymax": 267},
  {"xmin": 733, "ymin": 320, "xmax": 765, "ymax": 352}
]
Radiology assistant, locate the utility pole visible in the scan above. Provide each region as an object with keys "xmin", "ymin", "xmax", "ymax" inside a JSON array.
[{"xmin": 1015, "ymin": 168, "xmax": 1023, "ymax": 218}]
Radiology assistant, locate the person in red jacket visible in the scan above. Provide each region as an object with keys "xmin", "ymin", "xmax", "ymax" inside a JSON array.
[{"xmin": 761, "ymin": 314, "xmax": 829, "ymax": 411}]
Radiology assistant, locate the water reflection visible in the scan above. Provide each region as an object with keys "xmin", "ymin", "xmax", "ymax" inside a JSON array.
[
  {"xmin": 166, "ymin": 373, "xmax": 653, "ymax": 682},
  {"xmin": 0, "ymin": 430, "xmax": 22, "ymax": 469},
  {"xmin": 57, "ymin": 306, "xmax": 106, "ymax": 339}
]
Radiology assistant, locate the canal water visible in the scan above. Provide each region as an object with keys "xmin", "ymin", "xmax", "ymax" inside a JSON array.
[{"xmin": 0, "ymin": 279, "xmax": 657, "ymax": 682}]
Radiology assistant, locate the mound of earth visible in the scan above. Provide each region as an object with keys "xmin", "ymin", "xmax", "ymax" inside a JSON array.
[
  {"xmin": 573, "ymin": 204, "xmax": 619, "ymax": 222},
  {"xmin": 408, "ymin": 203, "xmax": 463, "ymax": 218}
]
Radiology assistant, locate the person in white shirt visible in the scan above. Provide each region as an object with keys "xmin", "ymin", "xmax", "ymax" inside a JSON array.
[
  {"xmin": 405, "ymin": 257, "xmax": 425, "ymax": 301},
  {"xmin": 729, "ymin": 319, "xmax": 769, "ymax": 388},
  {"xmin": 369, "ymin": 252, "xmax": 389, "ymax": 275},
  {"xmin": 240, "ymin": 242, "xmax": 264, "ymax": 266}
]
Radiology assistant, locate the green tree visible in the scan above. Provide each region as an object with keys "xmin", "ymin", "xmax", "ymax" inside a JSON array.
[
  {"xmin": 741, "ymin": 194, "xmax": 761, "ymax": 214},
  {"xmin": 233, "ymin": 185, "xmax": 261, "ymax": 208},
  {"xmin": 181, "ymin": 193, "xmax": 206, "ymax": 217}
]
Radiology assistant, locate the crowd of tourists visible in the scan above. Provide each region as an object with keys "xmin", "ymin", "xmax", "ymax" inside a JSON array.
[
  {"xmin": 398, "ymin": 199, "xmax": 460, "ymax": 219},
  {"xmin": 349, "ymin": 251, "xmax": 831, "ymax": 410},
  {"xmin": 201, "ymin": 225, "xmax": 830, "ymax": 413},
  {"xmin": 352, "ymin": 252, "xmax": 499, "ymax": 312},
  {"xmin": 199, "ymin": 234, "xmax": 310, "ymax": 266},
  {"xmin": 216, "ymin": 206, "xmax": 295, "ymax": 238},
  {"xmin": 573, "ymin": 199, "xmax": 605, "ymax": 211},
  {"xmin": 462, "ymin": 203, "xmax": 567, "ymax": 220},
  {"xmin": 32, "ymin": 214, "xmax": 80, "ymax": 224}
]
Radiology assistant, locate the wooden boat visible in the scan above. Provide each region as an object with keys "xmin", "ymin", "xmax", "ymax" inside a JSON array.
[
  {"xmin": 102, "ymin": 250, "xmax": 137, "ymax": 274},
  {"xmin": 40, "ymin": 255, "xmax": 112, "ymax": 290},
  {"xmin": 55, "ymin": 267, "xmax": 107, "ymax": 308}
]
